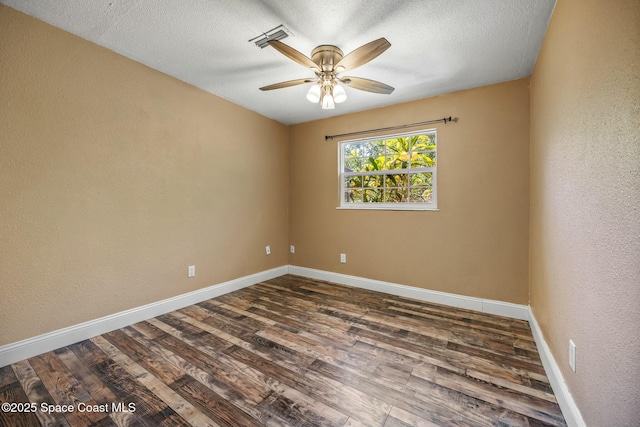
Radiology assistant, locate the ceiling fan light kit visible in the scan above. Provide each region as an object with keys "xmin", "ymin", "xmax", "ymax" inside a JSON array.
[
  {"xmin": 260, "ymin": 38, "xmax": 394, "ymax": 110},
  {"xmin": 307, "ymin": 70, "xmax": 348, "ymax": 109}
]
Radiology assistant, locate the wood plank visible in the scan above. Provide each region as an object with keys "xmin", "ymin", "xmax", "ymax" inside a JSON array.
[
  {"xmin": 157, "ymin": 312, "xmax": 315, "ymax": 376},
  {"xmin": 0, "ymin": 381, "xmax": 41, "ymax": 427},
  {"xmin": 360, "ymin": 310, "xmax": 451, "ymax": 342},
  {"xmin": 155, "ymin": 313, "xmax": 210, "ymax": 338},
  {"xmin": 445, "ymin": 341, "xmax": 547, "ymax": 376},
  {"xmin": 406, "ymin": 367, "xmax": 548, "ymax": 426},
  {"xmin": 227, "ymin": 285, "xmax": 357, "ymax": 334},
  {"xmin": 91, "ymin": 336, "xmax": 220, "ymax": 427},
  {"xmin": 309, "ymin": 358, "xmax": 490, "ymax": 426},
  {"xmin": 174, "ymin": 379, "xmax": 265, "ymax": 427},
  {"xmin": 131, "ymin": 320, "xmax": 167, "ymax": 340},
  {"xmin": 89, "ymin": 416, "xmax": 118, "ymax": 427},
  {"xmin": 467, "ymin": 368, "xmax": 557, "ymax": 403},
  {"xmin": 225, "ymin": 344, "xmax": 388, "ymax": 426},
  {"xmin": 123, "ymin": 325, "xmax": 280, "ymax": 424},
  {"xmin": 343, "ymin": 417, "xmax": 372, "ymax": 427},
  {"xmin": 412, "ymin": 365, "xmax": 566, "ymax": 426},
  {"xmin": 256, "ymin": 388, "xmax": 348, "ymax": 427},
  {"xmin": 0, "ymin": 365, "xmax": 18, "ymax": 389},
  {"xmin": 55, "ymin": 348, "xmax": 120, "ymax": 406},
  {"xmin": 256, "ymin": 325, "xmax": 378, "ymax": 373},
  {"xmin": 91, "ymin": 337, "xmax": 219, "ymax": 427},
  {"xmin": 349, "ymin": 326, "xmax": 465, "ymax": 374},
  {"xmin": 29, "ymin": 351, "xmax": 107, "ymax": 426},
  {"xmin": 196, "ymin": 301, "xmax": 266, "ymax": 336},
  {"xmin": 127, "ymin": 329, "xmax": 271, "ymax": 405},
  {"xmin": 218, "ymin": 291, "xmax": 360, "ymax": 347},
  {"xmin": 373, "ymin": 362, "xmax": 412, "ymax": 387},
  {"xmin": 386, "ymin": 406, "xmax": 440, "ymax": 427},
  {"xmin": 104, "ymin": 328, "xmax": 185, "ymax": 386},
  {"xmin": 302, "ymin": 368, "xmax": 391, "ymax": 426},
  {"xmin": 353, "ymin": 323, "xmax": 543, "ymax": 390},
  {"xmin": 12, "ymin": 359, "xmax": 71, "ymax": 427},
  {"xmin": 206, "ymin": 300, "xmax": 277, "ymax": 327},
  {"xmin": 136, "ymin": 316, "xmax": 232, "ymax": 356},
  {"xmin": 68, "ymin": 339, "xmax": 188, "ymax": 427}
]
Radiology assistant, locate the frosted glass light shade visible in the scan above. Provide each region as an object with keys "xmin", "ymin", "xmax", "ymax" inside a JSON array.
[
  {"xmin": 333, "ymin": 84, "xmax": 347, "ymax": 103},
  {"xmin": 306, "ymin": 84, "xmax": 321, "ymax": 103},
  {"xmin": 321, "ymin": 93, "xmax": 335, "ymax": 109}
]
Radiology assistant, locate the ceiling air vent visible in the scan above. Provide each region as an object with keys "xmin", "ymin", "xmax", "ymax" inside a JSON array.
[{"xmin": 249, "ymin": 25, "xmax": 291, "ymax": 49}]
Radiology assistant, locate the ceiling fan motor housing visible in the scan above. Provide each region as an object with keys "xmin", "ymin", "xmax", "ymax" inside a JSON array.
[{"xmin": 311, "ymin": 45, "xmax": 344, "ymax": 72}]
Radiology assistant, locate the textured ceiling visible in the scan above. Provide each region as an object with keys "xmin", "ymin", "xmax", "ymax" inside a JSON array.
[{"xmin": 1, "ymin": 0, "xmax": 556, "ymax": 125}]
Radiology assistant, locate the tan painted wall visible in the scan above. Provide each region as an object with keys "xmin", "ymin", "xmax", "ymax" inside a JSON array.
[
  {"xmin": 0, "ymin": 6, "xmax": 289, "ymax": 346},
  {"xmin": 530, "ymin": 0, "xmax": 640, "ymax": 424},
  {"xmin": 289, "ymin": 79, "xmax": 531, "ymax": 304}
]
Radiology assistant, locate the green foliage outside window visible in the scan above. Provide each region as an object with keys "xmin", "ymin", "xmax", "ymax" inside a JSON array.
[{"xmin": 342, "ymin": 132, "xmax": 436, "ymax": 204}]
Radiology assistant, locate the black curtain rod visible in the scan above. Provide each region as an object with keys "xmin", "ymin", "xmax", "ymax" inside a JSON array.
[{"xmin": 325, "ymin": 116, "xmax": 452, "ymax": 141}]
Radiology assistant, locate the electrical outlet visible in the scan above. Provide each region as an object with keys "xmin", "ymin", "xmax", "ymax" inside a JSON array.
[
  {"xmin": 290, "ymin": 245, "xmax": 295, "ymax": 254},
  {"xmin": 569, "ymin": 340, "xmax": 576, "ymax": 372},
  {"xmin": 188, "ymin": 265, "xmax": 195, "ymax": 278},
  {"xmin": 340, "ymin": 253, "xmax": 347, "ymax": 263},
  {"xmin": 265, "ymin": 245, "xmax": 271, "ymax": 255}
]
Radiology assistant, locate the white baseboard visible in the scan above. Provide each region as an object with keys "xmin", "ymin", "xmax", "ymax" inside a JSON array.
[
  {"xmin": 288, "ymin": 266, "xmax": 529, "ymax": 321},
  {"xmin": 528, "ymin": 307, "xmax": 586, "ymax": 427},
  {"xmin": 0, "ymin": 266, "xmax": 288, "ymax": 367}
]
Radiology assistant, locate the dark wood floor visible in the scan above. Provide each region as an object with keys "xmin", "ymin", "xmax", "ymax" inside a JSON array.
[{"xmin": 0, "ymin": 274, "xmax": 566, "ymax": 427}]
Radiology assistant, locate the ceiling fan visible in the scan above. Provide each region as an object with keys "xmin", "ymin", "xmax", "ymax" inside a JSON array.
[{"xmin": 260, "ymin": 38, "xmax": 394, "ymax": 109}]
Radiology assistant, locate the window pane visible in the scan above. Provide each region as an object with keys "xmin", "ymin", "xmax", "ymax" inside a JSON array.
[
  {"xmin": 384, "ymin": 155, "xmax": 407, "ymax": 170},
  {"xmin": 363, "ymin": 188, "xmax": 382, "ymax": 202},
  {"xmin": 363, "ymin": 175, "xmax": 382, "ymax": 188},
  {"xmin": 409, "ymin": 172, "xmax": 433, "ymax": 186},
  {"xmin": 345, "ymin": 176, "xmax": 363, "ymax": 188},
  {"xmin": 409, "ymin": 187, "xmax": 433, "ymax": 203},
  {"xmin": 364, "ymin": 156, "xmax": 384, "ymax": 171},
  {"xmin": 343, "ymin": 143, "xmax": 362, "ymax": 157},
  {"xmin": 409, "ymin": 134, "xmax": 436, "ymax": 151},
  {"xmin": 364, "ymin": 140, "xmax": 385, "ymax": 158},
  {"xmin": 344, "ymin": 156, "xmax": 364, "ymax": 172},
  {"xmin": 384, "ymin": 187, "xmax": 408, "ymax": 202},
  {"xmin": 344, "ymin": 144, "xmax": 362, "ymax": 171},
  {"xmin": 410, "ymin": 151, "xmax": 436, "ymax": 168},
  {"xmin": 387, "ymin": 137, "xmax": 409, "ymax": 154},
  {"xmin": 343, "ymin": 143, "xmax": 364, "ymax": 172},
  {"xmin": 385, "ymin": 173, "xmax": 407, "ymax": 187},
  {"xmin": 345, "ymin": 189, "xmax": 363, "ymax": 203}
]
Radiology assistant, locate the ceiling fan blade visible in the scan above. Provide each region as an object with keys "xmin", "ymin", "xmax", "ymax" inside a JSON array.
[
  {"xmin": 260, "ymin": 78, "xmax": 316, "ymax": 91},
  {"xmin": 340, "ymin": 77, "xmax": 394, "ymax": 94},
  {"xmin": 335, "ymin": 38, "xmax": 391, "ymax": 71},
  {"xmin": 267, "ymin": 40, "xmax": 318, "ymax": 70}
]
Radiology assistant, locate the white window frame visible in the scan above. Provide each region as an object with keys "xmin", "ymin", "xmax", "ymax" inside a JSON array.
[{"xmin": 338, "ymin": 129, "xmax": 438, "ymax": 211}]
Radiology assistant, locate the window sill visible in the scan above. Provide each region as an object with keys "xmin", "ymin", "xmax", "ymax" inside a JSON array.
[{"xmin": 336, "ymin": 205, "xmax": 439, "ymax": 211}]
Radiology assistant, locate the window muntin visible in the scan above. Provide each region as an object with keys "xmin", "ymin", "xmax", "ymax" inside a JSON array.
[{"xmin": 339, "ymin": 130, "xmax": 437, "ymax": 210}]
